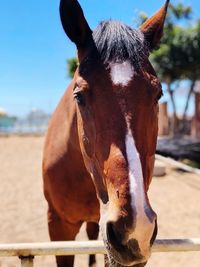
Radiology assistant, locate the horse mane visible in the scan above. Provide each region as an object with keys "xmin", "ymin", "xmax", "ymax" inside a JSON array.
[{"xmin": 92, "ymin": 20, "xmax": 149, "ymax": 69}]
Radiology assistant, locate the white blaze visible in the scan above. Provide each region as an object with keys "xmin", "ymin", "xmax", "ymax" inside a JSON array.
[
  {"xmin": 125, "ymin": 128, "xmax": 154, "ymax": 257},
  {"xmin": 110, "ymin": 61, "xmax": 134, "ymax": 86},
  {"xmin": 125, "ymin": 129, "xmax": 145, "ymax": 213}
]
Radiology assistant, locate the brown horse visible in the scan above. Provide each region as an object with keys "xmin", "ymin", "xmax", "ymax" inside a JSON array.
[{"xmin": 43, "ymin": 0, "xmax": 169, "ymax": 266}]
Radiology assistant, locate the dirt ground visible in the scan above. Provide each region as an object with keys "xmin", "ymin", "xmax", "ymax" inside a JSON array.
[{"xmin": 0, "ymin": 136, "xmax": 199, "ymax": 267}]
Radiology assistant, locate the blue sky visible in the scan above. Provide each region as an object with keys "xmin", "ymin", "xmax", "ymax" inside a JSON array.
[{"xmin": 0, "ymin": 0, "xmax": 199, "ymax": 117}]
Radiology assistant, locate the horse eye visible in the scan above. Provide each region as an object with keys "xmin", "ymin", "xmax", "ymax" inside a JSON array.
[{"xmin": 74, "ymin": 91, "xmax": 85, "ymax": 106}]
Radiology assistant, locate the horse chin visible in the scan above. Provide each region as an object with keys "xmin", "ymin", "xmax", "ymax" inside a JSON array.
[
  {"xmin": 104, "ymin": 241, "xmax": 148, "ymax": 267},
  {"xmin": 106, "ymin": 253, "xmax": 147, "ymax": 267}
]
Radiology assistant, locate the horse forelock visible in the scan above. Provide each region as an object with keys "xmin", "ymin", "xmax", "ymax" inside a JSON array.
[{"xmin": 92, "ymin": 20, "xmax": 149, "ymax": 69}]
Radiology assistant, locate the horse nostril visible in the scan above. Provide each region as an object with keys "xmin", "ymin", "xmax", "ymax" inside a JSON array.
[{"xmin": 106, "ymin": 222, "xmax": 123, "ymax": 251}]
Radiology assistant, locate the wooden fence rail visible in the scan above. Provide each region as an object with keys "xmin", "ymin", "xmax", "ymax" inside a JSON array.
[{"xmin": 0, "ymin": 239, "xmax": 200, "ymax": 266}]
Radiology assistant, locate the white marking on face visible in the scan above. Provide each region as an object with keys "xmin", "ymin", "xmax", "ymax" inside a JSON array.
[
  {"xmin": 110, "ymin": 61, "xmax": 134, "ymax": 86},
  {"xmin": 125, "ymin": 127, "xmax": 155, "ymax": 258},
  {"xmin": 125, "ymin": 129, "xmax": 146, "ymax": 215}
]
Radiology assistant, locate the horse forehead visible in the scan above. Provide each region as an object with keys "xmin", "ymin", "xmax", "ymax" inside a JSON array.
[{"xmin": 109, "ymin": 61, "xmax": 135, "ymax": 86}]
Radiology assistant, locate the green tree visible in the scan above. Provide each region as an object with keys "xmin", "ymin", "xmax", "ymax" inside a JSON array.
[
  {"xmin": 150, "ymin": 3, "xmax": 200, "ymax": 135},
  {"xmin": 67, "ymin": 58, "xmax": 78, "ymax": 79},
  {"xmin": 172, "ymin": 21, "xmax": 200, "ymax": 133}
]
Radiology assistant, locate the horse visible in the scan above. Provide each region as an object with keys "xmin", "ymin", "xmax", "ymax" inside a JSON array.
[{"xmin": 43, "ymin": 0, "xmax": 169, "ymax": 266}]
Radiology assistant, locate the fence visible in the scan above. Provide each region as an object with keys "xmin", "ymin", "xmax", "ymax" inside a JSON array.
[{"xmin": 0, "ymin": 239, "xmax": 200, "ymax": 267}]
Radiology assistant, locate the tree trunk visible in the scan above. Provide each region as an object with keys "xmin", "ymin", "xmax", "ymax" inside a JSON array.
[
  {"xmin": 183, "ymin": 80, "xmax": 196, "ymax": 119},
  {"xmin": 167, "ymin": 82, "xmax": 179, "ymax": 136},
  {"xmin": 180, "ymin": 80, "xmax": 196, "ymax": 134}
]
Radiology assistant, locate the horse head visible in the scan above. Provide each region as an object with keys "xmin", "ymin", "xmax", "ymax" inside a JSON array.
[{"xmin": 60, "ymin": 1, "xmax": 169, "ymax": 266}]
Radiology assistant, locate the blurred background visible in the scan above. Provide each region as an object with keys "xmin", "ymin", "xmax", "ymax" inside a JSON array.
[{"xmin": 0, "ymin": 1, "xmax": 200, "ymax": 267}]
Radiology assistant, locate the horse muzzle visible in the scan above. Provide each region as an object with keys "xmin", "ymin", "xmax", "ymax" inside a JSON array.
[{"xmin": 103, "ymin": 217, "xmax": 157, "ymax": 267}]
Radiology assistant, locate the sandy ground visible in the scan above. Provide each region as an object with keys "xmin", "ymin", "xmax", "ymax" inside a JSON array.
[{"xmin": 0, "ymin": 136, "xmax": 200, "ymax": 267}]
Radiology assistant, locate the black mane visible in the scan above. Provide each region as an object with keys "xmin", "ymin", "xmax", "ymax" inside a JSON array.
[{"xmin": 92, "ymin": 20, "xmax": 149, "ymax": 69}]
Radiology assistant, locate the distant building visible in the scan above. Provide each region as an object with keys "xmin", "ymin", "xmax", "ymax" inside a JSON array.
[
  {"xmin": 13, "ymin": 109, "xmax": 51, "ymax": 134},
  {"xmin": 27, "ymin": 109, "xmax": 51, "ymax": 126},
  {"xmin": 0, "ymin": 108, "xmax": 16, "ymax": 129},
  {"xmin": 0, "ymin": 107, "xmax": 51, "ymax": 134},
  {"xmin": 0, "ymin": 107, "xmax": 7, "ymax": 116}
]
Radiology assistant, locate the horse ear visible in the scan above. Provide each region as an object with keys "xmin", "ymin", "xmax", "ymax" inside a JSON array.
[
  {"xmin": 60, "ymin": 0, "xmax": 92, "ymax": 49},
  {"xmin": 140, "ymin": 0, "xmax": 169, "ymax": 50}
]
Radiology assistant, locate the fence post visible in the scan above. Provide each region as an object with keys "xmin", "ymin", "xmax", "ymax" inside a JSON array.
[{"xmin": 19, "ymin": 256, "xmax": 34, "ymax": 267}]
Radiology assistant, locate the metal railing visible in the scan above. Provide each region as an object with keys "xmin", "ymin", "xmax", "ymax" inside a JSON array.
[{"xmin": 0, "ymin": 239, "xmax": 200, "ymax": 266}]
